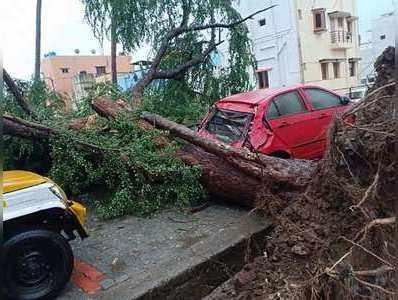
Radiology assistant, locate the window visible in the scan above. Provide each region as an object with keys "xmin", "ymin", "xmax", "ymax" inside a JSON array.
[
  {"xmin": 80, "ymin": 71, "xmax": 87, "ymax": 75},
  {"xmin": 259, "ymin": 19, "xmax": 266, "ymax": 26},
  {"xmin": 95, "ymin": 66, "xmax": 106, "ymax": 76},
  {"xmin": 321, "ymin": 63, "xmax": 329, "ymax": 80},
  {"xmin": 61, "ymin": 68, "xmax": 69, "ymax": 74},
  {"xmin": 347, "ymin": 20, "xmax": 353, "ymax": 33},
  {"xmin": 313, "ymin": 9, "xmax": 326, "ymax": 31},
  {"xmin": 349, "ymin": 61, "xmax": 356, "ymax": 77},
  {"xmin": 380, "ymin": 34, "xmax": 386, "ymax": 40},
  {"xmin": 298, "ymin": 9, "xmax": 303, "ymax": 20},
  {"xmin": 206, "ymin": 109, "xmax": 253, "ymax": 143},
  {"xmin": 305, "ymin": 88, "xmax": 341, "ymax": 110},
  {"xmin": 333, "ymin": 62, "xmax": 340, "ymax": 78},
  {"xmin": 266, "ymin": 101, "xmax": 280, "ymax": 119},
  {"xmin": 266, "ymin": 91, "xmax": 306, "ymax": 119},
  {"xmin": 257, "ymin": 70, "xmax": 269, "ymax": 89},
  {"xmin": 337, "ymin": 17, "xmax": 344, "ymax": 28}
]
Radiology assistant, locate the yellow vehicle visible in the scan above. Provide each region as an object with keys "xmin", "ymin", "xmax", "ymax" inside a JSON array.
[{"xmin": 1, "ymin": 171, "xmax": 88, "ymax": 300}]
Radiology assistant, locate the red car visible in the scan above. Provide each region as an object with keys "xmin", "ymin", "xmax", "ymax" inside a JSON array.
[{"xmin": 198, "ymin": 84, "xmax": 352, "ymax": 160}]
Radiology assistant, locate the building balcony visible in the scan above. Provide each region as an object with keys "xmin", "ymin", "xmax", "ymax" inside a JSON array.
[{"xmin": 330, "ymin": 30, "xmax": 353, "ymax": 49}]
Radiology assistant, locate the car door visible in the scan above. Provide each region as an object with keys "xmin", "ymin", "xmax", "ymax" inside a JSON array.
[
  {"xmin": 264, "ymin": 90, "xmax": 319, "ymax": 159},
  {"xmin": 302, "ymin": 87, "xmax": 346, "ymax": 156}
]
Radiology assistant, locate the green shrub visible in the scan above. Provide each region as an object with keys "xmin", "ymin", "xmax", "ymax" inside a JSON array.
[{"xmin": 48, "ymin": 116, "xmax": 204, "ymax": 218}]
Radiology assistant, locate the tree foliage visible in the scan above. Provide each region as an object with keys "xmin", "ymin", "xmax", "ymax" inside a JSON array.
[
  {"xmin": 3, "ymin": 79, "xmax": 204, "ymax": 219},
  {"xmin": 82, "ymin": 0, "xmax": 256, "ymax": 106}
]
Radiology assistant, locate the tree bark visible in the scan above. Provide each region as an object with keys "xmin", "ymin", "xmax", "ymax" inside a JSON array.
[
  {"xmin": 34, "ymin": 0, "xmax": 42, "ymax": 82},
  {"xmin": 3, "ymin": 115, "xmax": 55, "ymax": 140},
  {"xmin": 140, "ymin": 112, "xmax": 316, "ymax": 187},
  {"xmin": 111, "ymin": 12, "xmax": 117, "ymax": 85},
  {"xmin": 91, "ymin": 96, "xmax": 132, "ymax": 119}
]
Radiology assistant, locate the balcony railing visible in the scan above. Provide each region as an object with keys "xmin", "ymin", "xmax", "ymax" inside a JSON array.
[{"xmin": 330, "ymin": 30, "xmax": 353, "ymax": 48}]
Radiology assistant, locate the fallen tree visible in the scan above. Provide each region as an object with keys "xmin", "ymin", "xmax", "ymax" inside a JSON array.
[
  {"xmin": 88, "ymin": 96, "xmax": 316, "ymax": 205},
  {"xmin": 207, "ymin": 46, "xmax": 397, "ymax": 299},
  {"xmin": 3, "ymin": 94, "xmax": 316, "ymax": 207}
]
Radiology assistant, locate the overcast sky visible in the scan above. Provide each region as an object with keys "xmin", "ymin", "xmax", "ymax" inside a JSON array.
[{"xmin": 1, "ymin": 0, "xmax": 395, "ymax": 79}]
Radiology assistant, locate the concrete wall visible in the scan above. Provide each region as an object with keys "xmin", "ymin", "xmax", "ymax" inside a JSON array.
[
  {"xmin": 41, "ymin": 55, "xmax": 132, "ymax": 98},
  {"xmin": 295, "ymin": 0, "xmax": 360, "ymax": 93},
  {"xmin": 237, "ymin": 0, "xmax": 301, "ymax": 88},
  {"xmin": 371, "ymin": 12, "xmax": 395, "ymax": 56},
  {"xmin": 360, "ymin": 12, "xmax": 395, "ymax": 84}
]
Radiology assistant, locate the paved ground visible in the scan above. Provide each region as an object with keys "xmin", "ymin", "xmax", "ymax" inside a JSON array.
[{"xmin": 59, "ymin": 204, "xmax": 269, "ymax": 299}]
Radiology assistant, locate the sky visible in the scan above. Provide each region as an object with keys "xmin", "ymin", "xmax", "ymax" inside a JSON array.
[{"xmin": 0, "ymin": 0, "xmax": 395, "ymax": 79}]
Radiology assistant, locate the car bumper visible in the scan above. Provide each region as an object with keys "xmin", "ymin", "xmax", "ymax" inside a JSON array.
[{"xmin": 69, "ymin": 201, "xmax": 89, "ymax": 238}]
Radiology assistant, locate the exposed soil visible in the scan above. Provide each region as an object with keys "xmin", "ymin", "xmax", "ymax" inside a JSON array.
[{"xmin": 208, "ymin": 47, "xmax": 396, "ymax": 299}]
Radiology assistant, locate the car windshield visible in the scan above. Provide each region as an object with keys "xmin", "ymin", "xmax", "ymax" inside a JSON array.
[{"xmin": 205, "ymin": 109, "xmax": 252, "ymax": 143}]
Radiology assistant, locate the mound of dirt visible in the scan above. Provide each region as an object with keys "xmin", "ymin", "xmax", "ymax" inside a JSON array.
[{"xmin": 210, "ymin": 47, "xmax": 396, "ymax": 299}]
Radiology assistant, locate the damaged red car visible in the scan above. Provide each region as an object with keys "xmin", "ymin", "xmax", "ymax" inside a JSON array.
[{"xmin": 198, "ymin": 84, "xmax": 352, "ymax": 160}]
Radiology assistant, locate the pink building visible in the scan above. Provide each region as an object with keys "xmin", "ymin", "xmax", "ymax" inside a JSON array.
[{"xmin": 41, "ymin": 55, "xmax": 132, "ymax": 98}]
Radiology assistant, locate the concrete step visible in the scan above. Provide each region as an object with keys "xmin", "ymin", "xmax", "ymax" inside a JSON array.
[{"xmin": 60, "ymin": 204, "xmax": 271, "ymax": 299}]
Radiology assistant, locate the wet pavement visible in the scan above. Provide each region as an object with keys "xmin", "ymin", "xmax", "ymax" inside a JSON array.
[{"xmin": 59, "ymin": 204, "xmax": 269, "ymax": 299}]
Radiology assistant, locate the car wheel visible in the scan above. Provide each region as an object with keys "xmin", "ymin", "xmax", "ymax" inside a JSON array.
[{"xmin": 1, "ymin": 229, "xmax": 74, "ymax": 300}]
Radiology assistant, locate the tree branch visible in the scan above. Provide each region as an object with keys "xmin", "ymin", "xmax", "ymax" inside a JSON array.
[
  {"xmin": 184, "ymin": 5, "xmax": 277, "ymax": 33},
  {"xmin": 3, "ymin": 69, "xmax": 36, "ymax": 118},
  {"xmin": 131, "ymin": 5, "xmax": 277, "ymax": 103},
  {"xmin": 155, "ymin": 40, "xmax": 224, "ymax": 79},
  {"xmin": 180, "ymin": 0, "xmax": 190, "ymax": 28}
]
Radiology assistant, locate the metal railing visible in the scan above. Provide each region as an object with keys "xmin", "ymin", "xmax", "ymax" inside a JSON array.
[{"xmin": 330, "ymin": 30, "xmax": 353, "ymax": 45}]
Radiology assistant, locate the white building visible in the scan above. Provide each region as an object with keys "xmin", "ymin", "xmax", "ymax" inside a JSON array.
[
  {"xmin": 220, "ymin": 0, "xmax": 361, "ymax": 94},
  {"xmin": 360, "ymin": 11, "xmax": 395, "ymax": 85}
]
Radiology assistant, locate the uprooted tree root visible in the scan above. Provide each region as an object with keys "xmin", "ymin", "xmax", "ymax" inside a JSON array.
[{"xmin": 216, "ymin": 47, "xmax": 396, "ymax": 299}]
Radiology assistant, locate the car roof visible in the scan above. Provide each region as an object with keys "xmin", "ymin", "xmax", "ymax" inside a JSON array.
[{"xmin": 217, "ymin": 84, "xmax": 305, "ymax": 107}]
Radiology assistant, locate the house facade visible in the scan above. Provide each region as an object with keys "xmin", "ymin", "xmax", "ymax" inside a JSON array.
[
  {"xmin": 234, "ymin": 0, "xmax": 360, "ymax": 94},
  {"xmin": 360, "ymin": 11, "xmax": 395, "ymax": 85},
  {"xmin": 41, "ymin": 55, "xmax": 132, "ymax": 99}
]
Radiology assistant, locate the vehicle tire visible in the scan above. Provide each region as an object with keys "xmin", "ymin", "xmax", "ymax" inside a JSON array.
[{"xmin": 1, "ymin": 229, "xmax": 74, "ymax": 300}]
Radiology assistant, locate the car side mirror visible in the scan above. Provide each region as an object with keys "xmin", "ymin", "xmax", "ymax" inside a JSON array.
[{"xmin": 340, "ymin": 96, "xmax": 351, "ymax": 105}]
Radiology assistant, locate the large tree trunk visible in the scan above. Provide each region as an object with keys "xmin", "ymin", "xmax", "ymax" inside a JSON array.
[
  {"xmin": 34, "ymin": 0, "xmax": 42, "ymax": 82},
  {"xmin": 177, "ymin": 145, "xmax": 270, "ymax": 206},
  {"xmin": 111, "ymin": 12, "xmax": 117, "ymax": 85},
  {"xmin": 3, "ymin": 115, "xmax": 55, "ymax": 139},
  {"xmin": 140, "ymin": 112, "xmax": 316, "ymax": 185}
]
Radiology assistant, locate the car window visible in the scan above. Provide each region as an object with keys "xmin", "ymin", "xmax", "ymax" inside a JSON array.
[
  {"xmin": 266, "ymin": 91, "xmax": 306, "ymax": 120},
  {"xmin": 305, "ymin": 88, "xmax": 341, "ymax": 110},
  {"xmin": 266, "ymin": 101, "xmax": 280, "ymax": 119},
  {"xmin": 205, "ymin": 109, "xmax": 253, "ymax": 143}
]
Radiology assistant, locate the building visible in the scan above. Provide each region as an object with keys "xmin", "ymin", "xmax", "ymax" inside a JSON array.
[
  {"xmin": 41, "ymin": 55, "xmax": 132, "ymax": 99},
  {"xmin": 360, "ymin": 11, "xmax": 395, "ymax": 85},
  {"xmin": 95, "ymin": 60, "xmax": 152, "ymax": 92},
  {"xmin": 230, "ymin": 0, "xmax": 360, "ymax": 94}
]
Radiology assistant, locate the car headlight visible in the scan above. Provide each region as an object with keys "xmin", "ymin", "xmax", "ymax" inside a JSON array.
[{"xmin": 49, "ymin": 184, "xmax": 71, "ymax": 205}]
